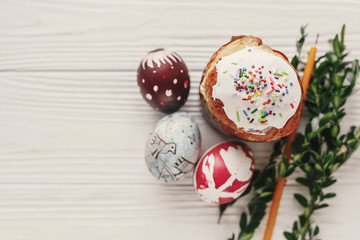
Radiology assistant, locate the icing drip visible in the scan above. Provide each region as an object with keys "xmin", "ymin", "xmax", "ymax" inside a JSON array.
[
  {"xmin": 212, "ymin": 46, "xmax": 301, "ymax": 134},
  {"xmin": 141, "ymin": 49, "xmax": 182, "ymax": 69}
]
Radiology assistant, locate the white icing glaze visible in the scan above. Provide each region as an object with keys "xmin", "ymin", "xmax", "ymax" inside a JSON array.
[
  {"xmin": 141, "ymin": 49, "xmax": 182, "ymax": 69},
  {"xmin": 212, "ymin": 46, "xmax": 301, "ymax": 134}
]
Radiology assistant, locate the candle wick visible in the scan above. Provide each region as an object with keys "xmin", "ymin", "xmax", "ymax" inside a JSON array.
[{"xmin": 315, "ymin": 33, "xmax": 319, "ymax": 46}]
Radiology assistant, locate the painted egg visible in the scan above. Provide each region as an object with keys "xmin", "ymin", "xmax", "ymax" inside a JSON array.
[
  {"xmin": 145, "ymin": 112, "xmax": 201, "ymax": 182},
  {"xmin": 193, "ymin": 141, "xmax": 254, "ymax": 204},
  {"xmin": 137, "ymin": 48, "xmax": 190, "ymax": 113}
]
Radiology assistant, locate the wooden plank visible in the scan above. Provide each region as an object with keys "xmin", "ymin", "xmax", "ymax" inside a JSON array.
[{"xmin": 0, "ymin": 0, "xmax": 359, "ymax": 70}]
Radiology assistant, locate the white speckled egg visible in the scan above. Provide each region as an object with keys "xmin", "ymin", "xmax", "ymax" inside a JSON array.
[{"xmin": 145, "ymin": 112, "xmax": 201, "ymax": 182}]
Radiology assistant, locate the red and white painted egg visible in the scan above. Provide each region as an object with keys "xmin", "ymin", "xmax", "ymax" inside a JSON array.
[
  {"xmin": 137, "ymin": 49, "xmax": 190, "ymax": 113},
  {"xmin": 193, "ymin": 141, "xmax": 254, "ymax": 204}
]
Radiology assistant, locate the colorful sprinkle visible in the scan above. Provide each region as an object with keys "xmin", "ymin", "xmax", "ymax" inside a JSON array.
[
  {"xmin": 236, "ymin": 111, "xmax": 240, "ymax": 122},
  {"xmin": 231, "ymin": 62, "xmax": 238, "ymax": 65},
  {"xmin": 223, "ymin": 70, "xmax": 228, "ymax": 74},
  {"xmin": 290, "ymin": 82, "xmax": 293, "ymax": 86},
  {"xmin": 243, "ymin": 110, "xmax": 248, "ymax": 116},
  {"xmin": 270, "ymin": 76, "xmax": 275, "ymax": 84},
  {"xmin": 261, "ymin": 120, "xmax": 268, "ymax": 124},
  {"xmin": 279, "ymin": 113, "xmax": 283, "ymax": 117},
  {"xmin": 275, "ymin": 72, "xmax": 283, "ymax": 76},
  {"xmin": 290, "ymin": 103, "xmax": 294, "ymax": 109},
  {"xmin": 266, "ymin": 89, "xmax": 274, "ymax": 95}
]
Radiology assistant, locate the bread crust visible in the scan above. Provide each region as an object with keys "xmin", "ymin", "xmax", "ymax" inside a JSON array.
[{"xmin": 199, "ymin": 36, "xmax": 303, "ymax": 142}]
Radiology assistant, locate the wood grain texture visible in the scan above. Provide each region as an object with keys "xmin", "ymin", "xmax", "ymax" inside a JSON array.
[{"xmin": 0, "ymin": 0, "xmax": 360, "ymax": 240}]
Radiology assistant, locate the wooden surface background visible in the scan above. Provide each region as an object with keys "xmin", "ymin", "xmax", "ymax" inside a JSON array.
[{"xmin": 1, "ymin": 0, "xmax": 360, "ymax": 239}]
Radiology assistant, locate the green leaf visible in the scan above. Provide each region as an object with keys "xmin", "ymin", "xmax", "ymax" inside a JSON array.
[
  {"xmin": 323, "ymin": 178, "xmax": 337, "ymax": 188},
  {"xmin": 324, "ymin": 151, "xmax": 335, "ymax": 169},
  {"xmin": 320, "ymin": 112, "xmax": 335, "ymax": 126},
  {"xmin": 291, "ymin": 55, "xmax": 299, "ymax": 69},
  {"xmin": 315, "ymin": 163, "xmax": 323, "ymax": 172},
  {"xmin": 228, "ymin": 233, "xmax": 235, "ymax": 240},
  {"xmin": 219, "ymin": 203, "xmax": 231, "ymax": 223},
  {"xmin": 284, "ymin": 232, "xmax": 297, "ymax": 240},
  {"xmin": 314, "ymin": 203, "xmax": 329, "ymax": 210},
  {"xmin": 331, "ymin": 125, "xmax": 339, "ymax": 137},
  {"xmin": 285, "ymin": 164, "xmax": 295, "ymax": 177},
  {"xmin": 332, "ymin": 34, "xmax": 342, "ymax": 57},
  {"xmin": 299, "ymin": 215, "xmax": 307, "ymax": 227},
  {"xmin": 314, "ymin": 225, "xmax": 320, "ymax": 235},
  {"xmin": 331, "ymin": 74, "xmax": 343, "ymax": 89},
  {"xmin": 301, "ymin": 25, "xmax": 307, "ymax": 35},
  {"xmin": 278, "ymin": 161, "xmax": 287, "ymax": 178},
  {"xmin": 330, "ymin": 162, "xmax": 341, "ymax": 173},
  {"xmin": 239, "ymin": 213, "xmax": 247, "ymax": 230},
  {"xmin": 296, "ymin": 177, "xmax": 310, "ymax": 187},
  {"xmin": 259, "ymin": 192, "xmax": 273, "ymax": 198},
  {"xmin": 340, "ymin": 24, "xmax": 346, "ymax": 51},
  {"xmin": 294, "ymin": 194, "xmax": 308, "ymax": 207},
  {"xmin": 324, "ymin": 193, "xmax": 336, "ymax": 198},
  {"xmin": 331, "ymin": 94, "xmax": 342, "ymax": 109},
  {"xmin": 238, "ymin": 232, "xmax": 253, "ymax": 240},
  {"xmin": 292, "ymin": 221, "xmax": 299, "ymax": 231}
]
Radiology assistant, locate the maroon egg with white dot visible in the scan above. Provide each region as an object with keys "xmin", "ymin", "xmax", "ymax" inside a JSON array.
[{"xmin": 137, "ymin": 49, "xmax": 190, "ymax": 113}]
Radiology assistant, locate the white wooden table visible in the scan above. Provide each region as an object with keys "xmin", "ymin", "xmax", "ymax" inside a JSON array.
[{"xmin": 1, "ymin": 0, "xmax": 359, "ymax": 239}]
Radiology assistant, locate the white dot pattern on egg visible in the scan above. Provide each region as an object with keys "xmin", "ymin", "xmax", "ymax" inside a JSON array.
[
  {"xmin": 145, "ymin": 112, "xmax": 201, "ymax": 182},
  {"xmin": 137, "ymin": 48, "xmax": 190, "ymax": 114}
]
